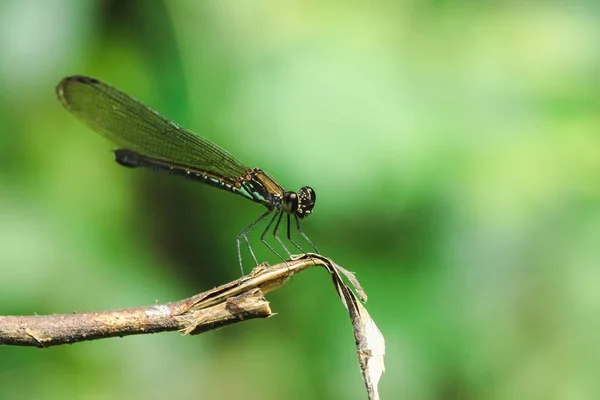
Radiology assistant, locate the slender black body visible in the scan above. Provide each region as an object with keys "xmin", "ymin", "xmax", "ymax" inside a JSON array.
[{"xmin": 56, "ymin": 75, "xmax": 318, "ymax": 272}]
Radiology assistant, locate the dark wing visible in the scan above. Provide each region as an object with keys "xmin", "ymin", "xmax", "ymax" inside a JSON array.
[{"xmin": 56, "ymin": 76, "xmax": 249, "ymax": 180}]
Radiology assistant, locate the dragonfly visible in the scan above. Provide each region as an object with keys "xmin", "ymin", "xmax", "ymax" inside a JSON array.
[{"xmin": 56, "ymin": 75, "xmax": 318, "ymax": 273}]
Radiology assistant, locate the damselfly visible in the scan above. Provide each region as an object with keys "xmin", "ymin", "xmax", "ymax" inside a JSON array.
[{"xmin": 56, "ymin": 76, "xmax": 318, "ymax": 273}]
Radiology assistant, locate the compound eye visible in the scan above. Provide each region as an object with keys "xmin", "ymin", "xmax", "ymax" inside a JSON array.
[{"xmin": 297, "ymin": 186, "xmax": 316, "ymax": 218}]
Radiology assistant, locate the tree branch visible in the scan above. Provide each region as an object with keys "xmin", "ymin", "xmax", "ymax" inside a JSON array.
[
  {"xmin": 0, "ymin": 257, "xmax": 324, "ymax": 348},
  {"xmin": 1, "ymin": 255, "xmax": 385, "ymax": 400}
]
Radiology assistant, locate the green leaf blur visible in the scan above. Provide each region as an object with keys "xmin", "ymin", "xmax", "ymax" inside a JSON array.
[{"xmin": 0, "ymin": 1, "xmax": 599, "ymax": 399}]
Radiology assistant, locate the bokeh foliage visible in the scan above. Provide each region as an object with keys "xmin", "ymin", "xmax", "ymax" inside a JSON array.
[{"xmin": 0, "ymin": 1, "xmax": 599, "ymax": 399}]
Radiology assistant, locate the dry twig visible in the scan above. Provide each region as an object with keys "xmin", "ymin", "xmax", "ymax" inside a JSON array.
[{"xmin": 0, "ymin": 255, "xmax": 385, "ymax": 400}]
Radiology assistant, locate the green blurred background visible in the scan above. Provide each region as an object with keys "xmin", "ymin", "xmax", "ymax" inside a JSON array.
[{"xmin": 1, "ymin": 1, "xmax": 599, "ymax": 399}]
